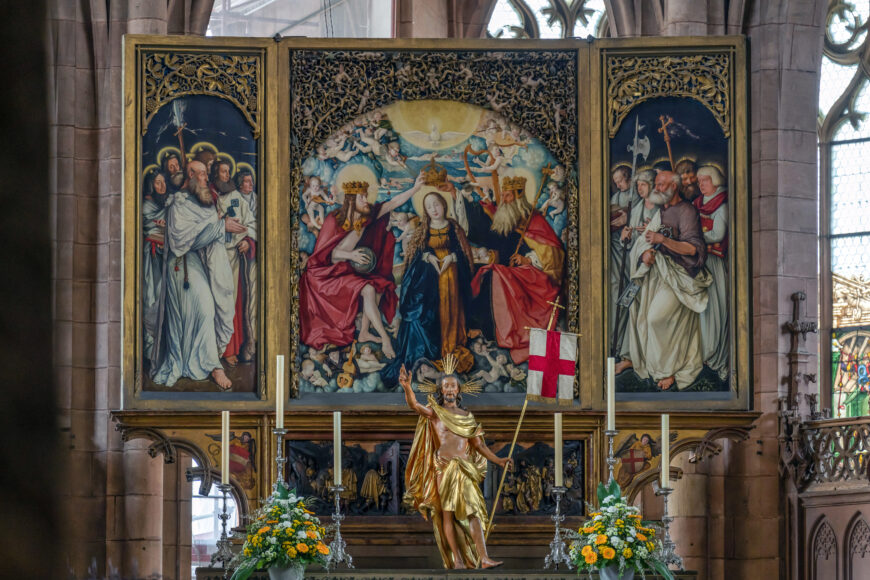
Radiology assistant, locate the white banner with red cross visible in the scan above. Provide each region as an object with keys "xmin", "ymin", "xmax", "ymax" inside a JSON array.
[{"xmin": 526, "ymin": 327, "xmax": 577, "ymax": 404}]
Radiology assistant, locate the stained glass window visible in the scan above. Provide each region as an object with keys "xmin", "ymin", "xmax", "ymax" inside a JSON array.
[
  {"xmin": 487, "ymin": 0, "xmax": 607, "ymax": 39},
  {"xmin": 821, "ymin": 1, "xmax": 870, "ymax": 418}
]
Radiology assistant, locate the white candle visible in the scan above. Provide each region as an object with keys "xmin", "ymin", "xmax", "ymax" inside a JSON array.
[
  {"xmin": 333, "ymin": 411, "xmax": 342, "ymax": 486},
  {"xmin": 606, "ymin": 357, "xmax": 615, "ymax": 431},
  {"xmin": 221, "ymin": 411, "xmax": 230, "ymax": 485},
  {"xmin": 661, "ymin": 414, "xmax": 670, "ymax": 488},
  {"xmin": 276, "ymin": 355, "xmax": 285, "ymax": 429},
  {"xmin": 554, "ymin": 413, "xmax": 563, "ymax": 487}
]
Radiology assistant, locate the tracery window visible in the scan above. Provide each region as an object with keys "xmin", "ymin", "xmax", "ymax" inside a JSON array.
[
  {"xmin": 189, "ymin": 458, "xmax": 239, "ymax": 577},
  {"xmin": 487, "ymin": 0, "xmax": 608, "ymax": 38},
  {"xmin": 820, "ymin": 0, "xmax": 870, "ymax": 418}
]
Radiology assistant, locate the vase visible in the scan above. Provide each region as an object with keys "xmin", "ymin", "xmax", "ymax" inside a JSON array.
[
  {"xmin": 267, "ymin": 564, "xmax": 304, "ymax": 580},
  {"xmin": 599, "ymin": 565, "xmax": 634, "ymax": 580}
]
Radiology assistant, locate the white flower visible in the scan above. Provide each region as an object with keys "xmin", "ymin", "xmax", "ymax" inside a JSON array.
[
  {"xmin": 610, "ymin": 536, "xmax": 622, "ymax": 547},
  {"xmin": 296, "ymin": 531, "xmax": 308, "ymax": 539},
  {"xmin": 302, "ymin": 513, "xmax": 311, "ymax": 520},
  {"xmin": 626, "ymin": 536, "xmax": 635, "ymax": 543},
  {"xmin": 269, "ymin": 536, "xmax": 278, "ymax": 545}
]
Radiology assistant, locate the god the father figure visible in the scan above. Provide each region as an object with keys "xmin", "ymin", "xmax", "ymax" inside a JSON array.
[{"xmin": 400, "ymin": 362, "xmax": 511, "ymax": 569}]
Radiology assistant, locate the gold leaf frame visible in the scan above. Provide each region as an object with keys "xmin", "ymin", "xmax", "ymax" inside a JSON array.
[{"xmin": 590, "ymin": 37, "xmax": 750, "ymax": 412}]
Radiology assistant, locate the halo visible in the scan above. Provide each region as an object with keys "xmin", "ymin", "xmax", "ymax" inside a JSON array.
[
  {"xmin": 142, "ymin": 164, "xmax": 160, "ymax": 189},
  {"xmin": 412, "ymin": 187, "xmax": 456, "ymax": 220},
  {"xmin": 156, "ymin": 146, "xmax": 181, "ymax": 167},
  {"xmin": 674, "ymin": 156, "xmax": 698, "ymax": 168},
  {"xmin": 215, "ymin": 152, "xmax": 237, "ymax": 177},
  {"xmin": 332, "ymin": 164, "xmax": 378, "ymax": 205},
  {"xmin": 189, "ymin": 141, "xmax": 219, "ymax": 156},
  {"xmin": 697, "ymin": 161, "xmax": 727, "ymax": 177},
  {"xmin": 236, "ymin": 162, "xmax": 256, "ymax": 184}
]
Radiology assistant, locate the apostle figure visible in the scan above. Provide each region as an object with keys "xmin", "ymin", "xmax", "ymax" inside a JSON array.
[
  {"xmin": 150, "ymin": 160, "xmax": 246, "ymax": 389},
  {"xmin": 616, "ymin": 170, "xmax": 712, "ymax": 390},
  {"xmin": 235, "ymin": 169, "xmax": 258, "ymax": 362},
  {"xmin": 400, "ymin": 356, "xmax": 511, "ymax": 569},
  {"xmin": 300, "ymin": 172, "xmax": 425, "ymax": 358},
  {"xmin": 675, "ymin": 158, "xmax": 700, "ymax": 202},
  {"xmin": 142, "ymin": 171, "xmax": 169, "ymax": 360},
  {"xmin": 614, "ymin": 169, "xmax": 659, "ymax": 360},
  {"xmin": 213, "ymin": 159, "xmax": 258, "ymax": 366},
  {"xmin": 609, "ymin": 166, "xmax": 638, "ymax": 337},
  {"xmin": 464, "ymin": 176, "xmax": 564, "ymax": 363},
  {"xmin": 161, "ymin": 152, "xmax": 185, "ymax": 193},
  {"xmin": 694, "ymin": 165, "xmax": 729, "ymax": 381}
]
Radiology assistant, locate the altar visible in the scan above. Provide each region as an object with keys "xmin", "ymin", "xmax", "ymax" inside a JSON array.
[{"xmin": 195, "ymin": 569, "xmax": 698, "ymax": 579}]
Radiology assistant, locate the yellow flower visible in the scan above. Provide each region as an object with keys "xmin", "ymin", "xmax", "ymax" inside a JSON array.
[
  {"xmin": 585, "ymin": 551, "xmax": 598, "ymax": 564},
  {"xmin": 595, "ymin": 534, "xmax": 608, "ymax": 545},
  {"xmin": 243, "ymin": 547, "xmax": 252, "ymax": 557},
  {"xmin": 296, "ymin": 543, "xmax": 309, "ymax": 553},
  {"xmin": 256, "ymin": 526, "xmax": 271, "ymax": 535},
  {"xmin": 636, "ymin": 533, "xmax": 647, "ymax": 542},
  {"xmin": 286, "ymin": 547, "xmax": 297, "ymax": 558},
  {"xmin": 601, "ymin": 546, "xmax": 616, "ymax": 560},
  {"xmin": 306, "ymin": 530, "xmax": 318, "ymax": 539},
  {"xmin": 616, "ymin": 519, "xmax": 624, "ymax": 526},
  {"xmin": 581, "ymin": 545, "xmax": 593, "ymax": 556},
  {"xmin": 316, "ymin": 543, "xmax": 330, "ymax": 555},
  {"xmin": 267, "ymin": 519, "xmax": 278, "ymax": 524},
  {"xmin": 647, "ymin": 541, "xmax": 655, "ymax": 551},
  {"xmin": 623, "ymin": 548, "xmax": 633, "ymax": 558}
]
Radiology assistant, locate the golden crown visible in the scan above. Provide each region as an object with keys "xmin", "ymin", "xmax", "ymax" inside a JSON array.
[
  {"xmin": 342, "ymin": 181, "xmax": 370, "ymax": 195},
  {"xmin": 501, "ymin": 176, "xmax": 527, "ymax": 192},
  {"xmin": 422, "ymin": 159, "xmax": 448, "ymax": 186}
]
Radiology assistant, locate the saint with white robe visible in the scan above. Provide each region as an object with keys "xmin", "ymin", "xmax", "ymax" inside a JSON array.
[
  {"xmin": 694, "ymin": 166, "xmax": 729, "ymax": 381},
  {"xmin": 150, "ymin": 161, "xmax": 238, "ymax": 388},
  {"xmin": 623, "ymin": 172, "xmax": 711, "ymax": 390}
]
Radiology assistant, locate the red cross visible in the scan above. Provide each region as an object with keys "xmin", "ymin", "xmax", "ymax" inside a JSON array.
[
  {"xmin": 621, "ymin": 449, "xmax": 646, "ymax": 473},
  {"xmin": 528, "ymin": 330, "xmax": 575, "ymax": 399}
]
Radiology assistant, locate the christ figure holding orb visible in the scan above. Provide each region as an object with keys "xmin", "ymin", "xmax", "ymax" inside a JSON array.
[{"xmin": 300, "ymin": 171, "xmax": 426, "ymax": 358}]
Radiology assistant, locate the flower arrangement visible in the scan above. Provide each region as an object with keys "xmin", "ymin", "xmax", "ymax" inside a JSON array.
[
  {"xmin": 568, "ymin": 480, "xmax": 674, "ymax": 580},
  {"xmin": 230, "ymin": 482, "xmax": 330, "ymax": 580}
]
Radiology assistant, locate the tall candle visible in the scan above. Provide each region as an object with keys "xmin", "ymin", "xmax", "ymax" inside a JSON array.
[
  {"xmin": 554, "ymin": 413, "xmax": 563, "ymax": 487},
  {"xmin": 276, "ymin": 355, "xmax": 285, "ymax": 429},
  {"xmin": 606, "ymin": 357, "xmax": 615, "ymax": 431},
  {"xmin": 661, "ymin": 414, "xmax": 670, "ymax": 488},
  {"xmin": 333, "ymin": 411, "xmax": 342, "ymax": 486},
  {"xmin": 221, "ymin": 411, "xmax": 230, "ymax": 485}
]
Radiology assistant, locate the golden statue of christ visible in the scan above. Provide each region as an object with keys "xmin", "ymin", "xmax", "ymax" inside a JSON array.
[{"xmin": 399, "ymin": 355, "xmax": 512, "ymax": 569}]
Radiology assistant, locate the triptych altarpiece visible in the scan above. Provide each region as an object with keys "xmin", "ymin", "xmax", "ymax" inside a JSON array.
[{"xmin": 119, "ymin": 36, "xmax": 753, "ymax": 517}]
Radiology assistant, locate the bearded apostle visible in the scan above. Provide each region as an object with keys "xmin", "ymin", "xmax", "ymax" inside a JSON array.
[
  {"xmin": 149, "ymin": 161, "xmax": 246, "ymax": 390},
  {"xmin": 463, "ymin": 176, "xmax": 565, "ymax": 363},
  {"xmin": 694, "ymin": 165, "xmax": 729, "ymax": 381},
  {"xmin": 212, "ymin": 159, "xmax": 258, "ymax": 366},
  {"xmin": 609, "ymin": 166, "xmax": 638, "ymax": 339},
  {"xmin": 617, "ymin": 170, "xmax": 712, "ymax": 390},
  {"xmin": 300, "ymin": 172, "xmax": 426, "ymax": 358}
]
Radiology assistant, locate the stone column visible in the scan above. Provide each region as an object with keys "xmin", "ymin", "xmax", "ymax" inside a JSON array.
[
  {"xmin": 164, "ymin": 453, "xmax": 194, "ymax": 580},
  {"xmin": 670, "ymin": 454, "xmax": 710, "ymax": 578},
  {"xmin": 47, "ymin": 2, "xmax": 214, "ymax": 576},
  {"xmin": 396, "ymin": 0, "xmax": 449, "ymax": 38}
]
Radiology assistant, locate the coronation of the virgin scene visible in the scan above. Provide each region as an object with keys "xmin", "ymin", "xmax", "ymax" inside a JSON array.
[{"xmin": 7, "ymin": 1, "xmax": 870, "ymax": 579}]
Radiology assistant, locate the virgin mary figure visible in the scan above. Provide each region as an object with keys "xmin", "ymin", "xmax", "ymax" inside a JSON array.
[{"xmin": 384, "ymin": 191, "xmax": 475, "ymax": 383}]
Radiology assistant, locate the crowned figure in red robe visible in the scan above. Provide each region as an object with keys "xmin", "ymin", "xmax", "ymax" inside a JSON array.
[
  {"xmin": 464, "ymin": 176, "xmax": 565, "ymax": 363},
  {"xmin": 300, "ymin": 173, "xmax": 425, "ymax": 358}
]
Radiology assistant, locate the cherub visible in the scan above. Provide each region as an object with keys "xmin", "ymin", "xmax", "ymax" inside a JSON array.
[
  {"xmin": 520, "ymin": 73, "xmax": 542, "ymax": 95},
  {"xmin": 324, "ymin": 134, "xmax": 358, "ymax": 162},
  {"xmin": 356, "ymin": 89, "xmax": 371, "ymax": 114},
  {"xmin": 334, "ymin": 63, "xmax": 351, "ymax": 84},
  {"xmin": 472, "ymin": 146, "xmax": 505, "ymax": 173},
  {"xmin": 389, "ymin": 211, "xmax": 419, "ymax": 258},
  {"xmin": 505, "ymin": 361, "xmax": 526, "ymax": 382},
  {"xmin": 471, "ymin": 245, "xmax": 493, "ymax": 265},
  {"xmin": 353, "ymin": 127, "xmax": 385, "ymax": 156},
  {"xmin": 383, "ymin": 141, "xmax": 407, "ymax": 169},
  {"xmin": 457, "ymin": 63, "xmax": 474, "ymax": 81},
  {"xmin": 356, "ymin": 344, "xmax": 386, "ymax": 373},
  {"xmin": 554, "ymin": 102, "xmax": 566, "ymax": 135},
  {"xmin": 539, "ymin": 182, "xmax": 565, "ymax": 217},
  {"xmin": 301, "ymin": 176, "xmax": 334, "ymax": 228},
  {"xmin": 472, "ymin": 352, "xmax": 509, "ymax": 384},
  {"xmin": 301, "ymin": 359, "xmax": 329, "ymax": 388},
  {"xmin": 486, "ymin": 90, "xmax": 508, "ymax": 112}
]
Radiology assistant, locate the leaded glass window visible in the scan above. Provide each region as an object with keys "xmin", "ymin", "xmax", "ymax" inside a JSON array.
[
  {"xmin": 821, "ymin": 0, "xmax": 870, "ymax": 418},
  {"xmin": 487, "ymin": 0, "xmax": 608, "ymax": 39}
]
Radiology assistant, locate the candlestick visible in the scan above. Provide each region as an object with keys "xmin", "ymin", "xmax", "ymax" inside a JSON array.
[
  {"xmin": 655, "ymin": 485, "xmax": 684, "ymax": 570},
  {"xmin": 221, "ymin": 411, "xmax": 229, "ymax": 485},
  {"xmin": 661, "ymin": 414, "xmax": 670, "ymax": 488},
  {"xmin": 273, "ymin": 427, "xmax": 288, "ymax": 492},
  {"xmin": 606, "ymin": 357, "xmax": 615, "ymax": 431},
  {"xmin": 333, "ymin": 411, "xmax": 342, "ymax": 486},
  {"xmin": 326, "ymin": 485, "xmax": 353, "ymax": 569},
  {"xmin": 554, "ymin": 413, "xmax": 563, "ymax": 488},
  {"xmin": 276, "ymin": 355, "xmax": 285, "ymax": 429},
  {"xmin": 210, "ymin": 483, "xmax": 234, "ymax": 569},
  {"xmin": 543, "ymin": 486, "xmax": 572, "ymax": 570}
]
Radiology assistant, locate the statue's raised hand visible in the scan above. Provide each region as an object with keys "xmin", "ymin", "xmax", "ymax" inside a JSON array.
[{"xmin": 399, "ymin": 365, "xmax": 412, "ymax": 391}]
